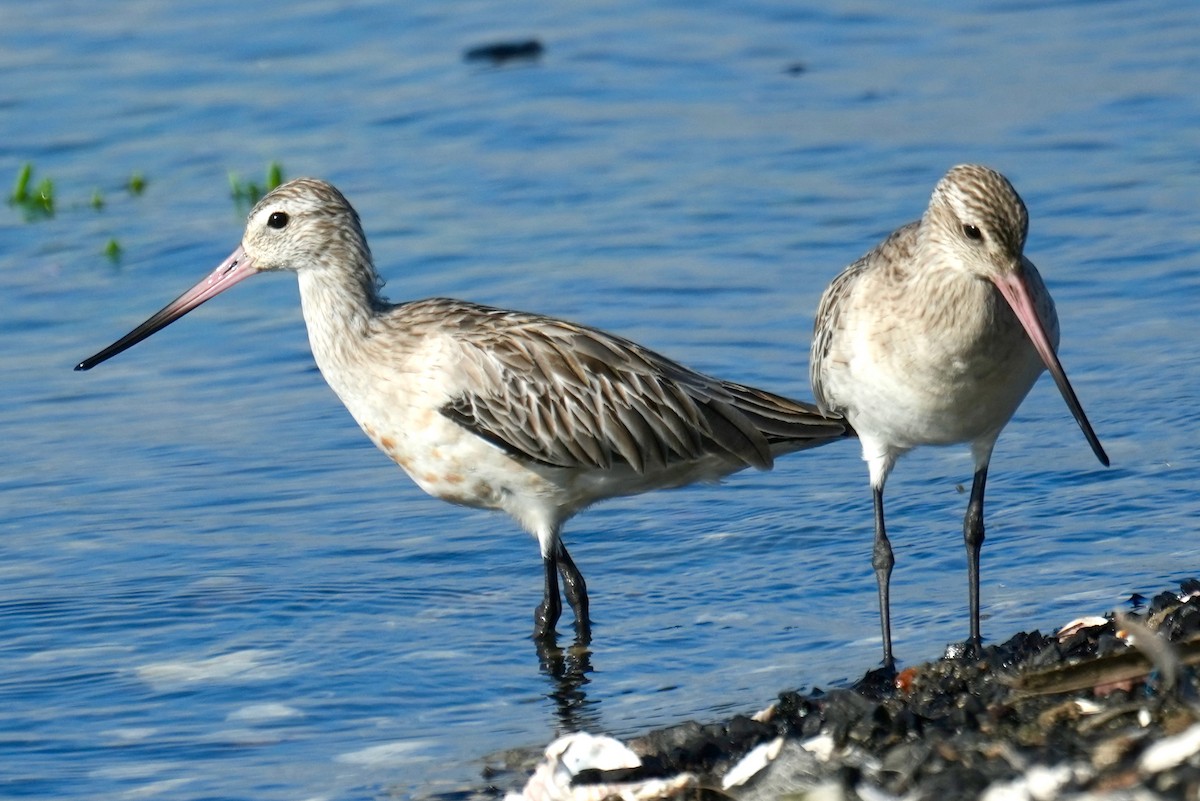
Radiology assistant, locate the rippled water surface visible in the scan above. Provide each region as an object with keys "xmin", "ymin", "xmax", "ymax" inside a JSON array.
[{"xmin": 3, "ymin": 1, "xmax": 1199, "ymax": 798}]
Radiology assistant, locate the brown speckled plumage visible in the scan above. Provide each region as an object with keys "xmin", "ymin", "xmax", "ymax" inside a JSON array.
[
  {"xmin": 810, "ymin": 164, "xmax": 1107, "ymax": 672},
  {"xmin": 78, "ymin": 177, "xmax": 850, "ymax": 641}
]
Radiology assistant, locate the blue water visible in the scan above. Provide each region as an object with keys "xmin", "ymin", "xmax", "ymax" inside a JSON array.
[{"xmin": 2, "ymin": 1, "xmax": 1199, "ymax": 798}]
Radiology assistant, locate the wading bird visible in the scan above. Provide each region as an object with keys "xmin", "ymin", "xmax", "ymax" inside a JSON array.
[
  {"xmin": 78, "ymin": 178, "xmax": 850, "ymax": 641},
  {"xmin": 810, "ymin": 164, "xmax": 1109, "ymax": 672}
]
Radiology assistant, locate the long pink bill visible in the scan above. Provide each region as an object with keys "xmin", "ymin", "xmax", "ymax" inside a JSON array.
[
  {"xmin": 75, "ymin": 246, "xmax": 257, "ymax": 371},
  {"xmin": 993, "ymin": 271, "xmax": 1110, "ymax": 467}
]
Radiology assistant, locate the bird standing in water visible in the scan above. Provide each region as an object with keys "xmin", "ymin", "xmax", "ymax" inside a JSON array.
[
  {"xmin": 78, "ymin": 177, "xmax": 850, "ymax": 641},
  {"xmin": 810, "ymin": 164, "xmax": 1108, "ymax": 673}
]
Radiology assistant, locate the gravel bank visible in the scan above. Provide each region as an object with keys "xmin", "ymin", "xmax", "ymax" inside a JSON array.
[{"xmin": 435, "ymin": 581, "xmax": 1200, "ymax": 801}]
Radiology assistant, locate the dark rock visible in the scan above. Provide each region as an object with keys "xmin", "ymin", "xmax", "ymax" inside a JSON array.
[
  {"xmin": 1150, "ymin": 589, "xmax": 1179, "ymax": 614},
  {"xmin": 463, "ymin": 40, "xmax": 544, "ymax": 65},
  {"xmin": 433, "ymin": 579, "xmax": 1200, "ymax": 801}
]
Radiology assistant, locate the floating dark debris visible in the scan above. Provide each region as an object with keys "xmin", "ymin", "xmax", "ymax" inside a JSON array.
[
  {"xmin": 433, "ymin": 580, "xmax": 1200, "ymax": 801},
  {"xmin": 464, "ymin": 39, "xmax": 544, "ymax": 65}
]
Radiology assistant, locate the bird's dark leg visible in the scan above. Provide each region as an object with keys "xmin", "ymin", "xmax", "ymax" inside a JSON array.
[
  {"xmin": 554, "ymin": 540, "xmax": 591, "ymax": 640},
  {"xmin": 872, "ymin": 486, "xmax": 896, "ymax": 674},
  {"xmin": 963, "ymin": 465, "xmax": 988, "ymax": 658},
  {"xmin": 534, "ymin": 547, "xmax": 562, "ymax": 641}
]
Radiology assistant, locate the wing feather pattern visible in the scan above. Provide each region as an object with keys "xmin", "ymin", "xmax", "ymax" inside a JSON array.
[
  {"xmin": 811, "ymin": 222, "xmax": 918, "ymax": 412},
  {"xmin": 428, "ymin": 299, "xmax": 848, "ymax": 474}
]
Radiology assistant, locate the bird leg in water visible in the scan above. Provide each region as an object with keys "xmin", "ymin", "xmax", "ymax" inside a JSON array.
[
  {"xmin": 535, "ymin": 550, "xmax": 563, "ymax": 640},
  {"xmin": 534, "ymin": 541, "xmax": 590, "ymax": 640},
  {"xmin": 554, "ymin": 540, "xmax": 591, "ymax": 639}
]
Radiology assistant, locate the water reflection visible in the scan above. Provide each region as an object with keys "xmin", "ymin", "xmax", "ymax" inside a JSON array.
[{"xmin": 535, "ymin": 633, "xmax": 600, "ymax": 734}]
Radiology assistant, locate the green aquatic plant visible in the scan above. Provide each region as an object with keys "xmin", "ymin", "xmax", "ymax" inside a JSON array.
[
  {"xmin": 34, "ymin": 177, "xmax": 56, "ymax": 214},
  {"xmin": 10, "ymin": 163, "xmax": 55, "ymax": 217},
  {"xmin": 11, "ymin": 163, "xmax": 32, "ymax": 203},
  {"xmin": 9, "ymin": 165, "xmax": 151, "ymax": 218},
  {"xmin": 229, "ymin": 161, "xmax": 286, "ymax": 208},
  {"xmin": 265, "ymin": 161, "xmax": 283, "ymax": 192},
  {"xmin": 9, "ymin": 163, "xmax": 156, "ymax": 262}
]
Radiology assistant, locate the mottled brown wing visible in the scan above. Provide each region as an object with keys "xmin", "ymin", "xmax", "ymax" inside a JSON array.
[
  {"xmin": 437, "ymin": 302, "xmax": 844, "ymax": 474},
  {"xmin": 811, "ymin": 222, "xmax": 918, "ymax": 412}
]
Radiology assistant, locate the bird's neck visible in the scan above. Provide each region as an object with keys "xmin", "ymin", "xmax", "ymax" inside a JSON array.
[{"xmin": 296, "ymin": 261, "xmax": 386, "ymax": 374}]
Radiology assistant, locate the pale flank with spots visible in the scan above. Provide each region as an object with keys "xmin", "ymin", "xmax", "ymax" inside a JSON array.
[{"xmin": 78, "ymin": 178, "xmax": 851, "ymax": 641}]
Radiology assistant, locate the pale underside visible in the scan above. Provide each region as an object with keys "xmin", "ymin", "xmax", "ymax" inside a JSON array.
[
  {"xmin": 300, "ymin": 276, "xmax": 844, "ymax": 554},
  {"xmin": 811, "ymin": 221, "xmax": 1058, "ymax": 487}
]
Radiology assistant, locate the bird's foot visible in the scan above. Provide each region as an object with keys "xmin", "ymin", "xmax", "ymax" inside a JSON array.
[
  {"xmin": 853, "ymin": 661, "xmax": 899, "ymax": 698},
  {"xmin": 532, "ymin": 604, "xmax": 589, "ymax": 648},
  {"xmin": 943, "ymin": 637, "xmax": 983, "ymax": 662},
  {"xmin": 572, "ymin": 614, "xmax": 592, "ymax": 646}
]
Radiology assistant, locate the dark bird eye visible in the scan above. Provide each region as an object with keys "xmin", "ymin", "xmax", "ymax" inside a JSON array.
[
  {"xmin": 962, "ymin": 223, "xmax": 983, "ymax": 241},
  {"xmin": 267, "ymin": 211, "xmax": 290, "ymax": 229}
]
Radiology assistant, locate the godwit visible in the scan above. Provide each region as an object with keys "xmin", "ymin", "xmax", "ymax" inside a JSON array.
[
  {"xmin": 78, "ymin": 178, "xmax": 849, "ymax": 641},
  {"xmin": 810, "ymin": 164, "xmax": 1109, "ymax": 673}
]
